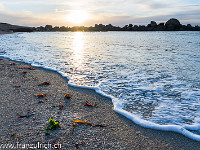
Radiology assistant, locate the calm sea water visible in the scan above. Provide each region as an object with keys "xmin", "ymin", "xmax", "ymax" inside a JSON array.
[{"xmin": 1, "ymin": 31, "xmax": 200, "ymax": 140}]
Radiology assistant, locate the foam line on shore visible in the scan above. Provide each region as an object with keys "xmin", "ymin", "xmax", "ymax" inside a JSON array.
[
  {"xmin": 114, "ymin": 106, "xmax": 200, "ymax": 142},
  {"xmin": 1, "ymin": 55, "xmax": 200, "ymax": 142}
]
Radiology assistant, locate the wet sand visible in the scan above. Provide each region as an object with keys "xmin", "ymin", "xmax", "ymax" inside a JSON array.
[{"xmin": 0, "ymin": 57, "xmax": 200, "ymax": 149}]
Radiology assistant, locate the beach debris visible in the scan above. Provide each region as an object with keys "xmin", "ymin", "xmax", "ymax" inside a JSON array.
[
  {"xmin": 0, "ymin": 58, "xmax": 3, "ymax": 60},
  {"xmin": 11, "ymin": 134, "xmax": 18, "ymax": 138},
  {"xmin": 9, "ymin": 63, "xmax": 15, "ymax": 65},
  {"xmin": 34, "ymin": 78, "xmax": 38, "ymax": 80},
  {"xmin": 84, "ymin": 101, "xmax": 97, "ymax": 107},
  {"xmin": 59, "ymin": 105, "xmax": 64, "ymax": 110},
  {"xmin": 37, "ymin": 100, "xmax": 44, "ymax": 103},
  {"xmin": 38, "ymin": 81, "xmax": 50, "ymax": 86},
  {"xmin": 35, "ymin": 94, "xmax": 46, "ymax": 98},
  {"xmin": 21, "ymin": 66, "xmax": 35, "ymax": 70},
  {"xmin": 73, "ymin": 120, "xmax": 107, "ymax": 127},
  {"xmin": 14, "ymin": 85, "xmax": 21, "ymax": 88},
  {"xmin": 65, "ymin": 93, "xmax": 72, "ymax": 99},
  {"xmin": 21, "ymin": 71, "xmax": 28, "ymax": 74},
  {"xmin": 45, "ymin": 118, "xmax": 61, "ymax": 130},
  {"xmin": 73, "ymin": 120, "xmax": 92, "ymax": 126},
  {"xmin": 17, "ymin": 113, "xmax": 35, "ymax": 118},
  {"xmin": 66, "ymin": 119, "xmax": 106, "ymax": 136}
]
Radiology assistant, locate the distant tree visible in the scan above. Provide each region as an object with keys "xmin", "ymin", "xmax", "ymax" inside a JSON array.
[
  {"xmin": 187, "ymin": 24, "xmax": 192, "ymax": 28},
  {"xmin": 87, "ymin": 26, "xmax": 94, "ymax": 31},
  {"xmin": 128, "ymin": 24, "xmax": 133, "ymax": 28},
  {"xmin": 45, "ymin": 25, "xmax": 53, "ymax": 31},
  {"xmin": 53, "ymin": 26, "xmax": 60, "ymax": 31},
  {"xmin": 71, "ymin": 26, "xmax": 85, "ymax": 32},
  {"xmin": 95, "ymin": 24, "xmax": 98, "ymax": 28},
  {"xmin": 123, "ymin": 25, "xmax": 128, "ymax": 29},
  {"xmin": 194, "ymin": 25, "xmax": 200, "ymax": 31},
  {"xmin": 38, "ymin": 26, "xmax": 45, "ymax": 31},
  {"xmin": 60, "ymin": 26, "xmax": 68, "ymax": 31},
  {"xmin": 108, "ymin": 24, "xmax": 113, "ymax": 27}
]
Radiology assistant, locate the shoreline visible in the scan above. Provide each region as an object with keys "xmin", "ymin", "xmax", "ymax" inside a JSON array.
[
  {"xmin": 1, "ymin": 50, "xmax": 200, "ymax": 142},
  {"xmin": 0, "ymin": 56, "xmax": 200, "ymax": 149}
]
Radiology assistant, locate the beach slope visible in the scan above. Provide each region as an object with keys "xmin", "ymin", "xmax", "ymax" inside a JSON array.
[{"xmin": 0, "ymin": 57, "xmax": 200, "ymax": 149}]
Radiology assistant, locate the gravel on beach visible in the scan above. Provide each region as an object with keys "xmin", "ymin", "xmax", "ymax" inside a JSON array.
[{"xmin": 0, "ymin": 57, "xmax": 200, "ymax": 149}]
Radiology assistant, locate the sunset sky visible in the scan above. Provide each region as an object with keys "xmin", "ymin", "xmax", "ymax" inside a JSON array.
[{"xmin": 0, "ymin": 0, "xmax": 200, "ymax": 27}]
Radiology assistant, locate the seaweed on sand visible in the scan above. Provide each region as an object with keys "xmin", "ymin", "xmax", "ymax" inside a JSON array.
[{"xmin": 45, "ymin": 118, "xmax": 60, "ymax": 130}]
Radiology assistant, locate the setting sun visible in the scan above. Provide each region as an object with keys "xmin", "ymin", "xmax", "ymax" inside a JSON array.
[{"xmin": 67, "ymin": 10, "xmax": 89, "ymax": 24}]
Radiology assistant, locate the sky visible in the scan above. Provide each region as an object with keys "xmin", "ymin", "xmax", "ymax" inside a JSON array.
[{"xmin": 0, "ymin": 0, "xmax": 200, "ymax": 27}]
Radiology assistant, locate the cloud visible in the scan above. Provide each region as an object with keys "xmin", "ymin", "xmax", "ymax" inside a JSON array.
[
  {"xmin": 0, "ymin": 0, "xmax": 200, "ymax": 26},
  {"xmin": 55, "ymin": 9, "xmax": 65, "ymax": 13},
  {"xmin": 88, "ymin": 14, "xmax": 134, "ymax": 26},
  {"xmin": 0, "ymin": 3, "xmax": 4, "ymax": 9},
  {"xmin": 0, "ymin": 10, "xmax": 60, "ymax": 26},
  {"xmin": 122, "ymin": 0, "xmax": 174, "ymax": 9},
  {"xmin": 0, "ymin": 0, "xmax": 66, "ymax": 5}
]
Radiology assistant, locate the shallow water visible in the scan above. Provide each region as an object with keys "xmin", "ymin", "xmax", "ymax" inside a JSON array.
[{"xmin": 1, "ymin": 31, "xmax": 200, "ymax": 140}]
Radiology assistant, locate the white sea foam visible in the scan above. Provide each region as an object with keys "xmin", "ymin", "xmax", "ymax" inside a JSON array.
[{"xmin": 0, "ymin": 31, "xmax": 200, "ymax": 141}]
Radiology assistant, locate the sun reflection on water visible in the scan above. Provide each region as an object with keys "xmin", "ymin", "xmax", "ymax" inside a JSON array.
[
  {"xmin": 70, "ymin": 32, "xmax": 87, "ymax": 85},
  {"xmin": 72, "ymin": 32, "xmax": 85, "ymax": 66},
  {"xmin": 72, "ymin": 32, "xmax": 84, "ymax": 52}
]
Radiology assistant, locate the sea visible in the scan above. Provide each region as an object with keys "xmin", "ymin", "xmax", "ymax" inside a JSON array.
[{"xmin": 0, "ymin": 31, "xmax": 200, "ymax": 141}]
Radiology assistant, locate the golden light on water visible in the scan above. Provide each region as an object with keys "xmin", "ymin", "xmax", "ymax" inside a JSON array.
[
  {"xmin": 67, "ymin": 10, "xmax": 89, "ymax": 24},
  {"xmin": 71, "ymin": 32, "xmax": 85, "ymax": 66},
  {"xmin": 72, "ymin": 32, "xmax": 84, "ymax": 52}
]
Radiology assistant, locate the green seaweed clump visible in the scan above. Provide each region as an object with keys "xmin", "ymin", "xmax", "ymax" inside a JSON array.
[{"xmin": 45, "ymin": 118, "xmax": 60, "ymax": 130}]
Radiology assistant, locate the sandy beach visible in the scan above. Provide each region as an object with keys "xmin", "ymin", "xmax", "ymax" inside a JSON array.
[{"xmin": 0, "ymin": 57, "xmax": 200, "ymax": 149}]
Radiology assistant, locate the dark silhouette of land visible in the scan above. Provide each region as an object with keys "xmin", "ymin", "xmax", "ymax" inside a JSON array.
[
  {"xmin": 0, "ymin": 18, "xmax": 200, "ymax": 33},
  {"xmin": 0, "ymin": 22, "xmax": 33, "ymax": 33}
]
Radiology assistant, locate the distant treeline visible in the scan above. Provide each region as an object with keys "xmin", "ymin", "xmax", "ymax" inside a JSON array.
[
  {"xmin": 1, "ymin": 18, "xmax": 200, "ymax": 33},
  {"xmin": 34, "ymin": 18, "xmax": 200, "ymax": 32}
]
